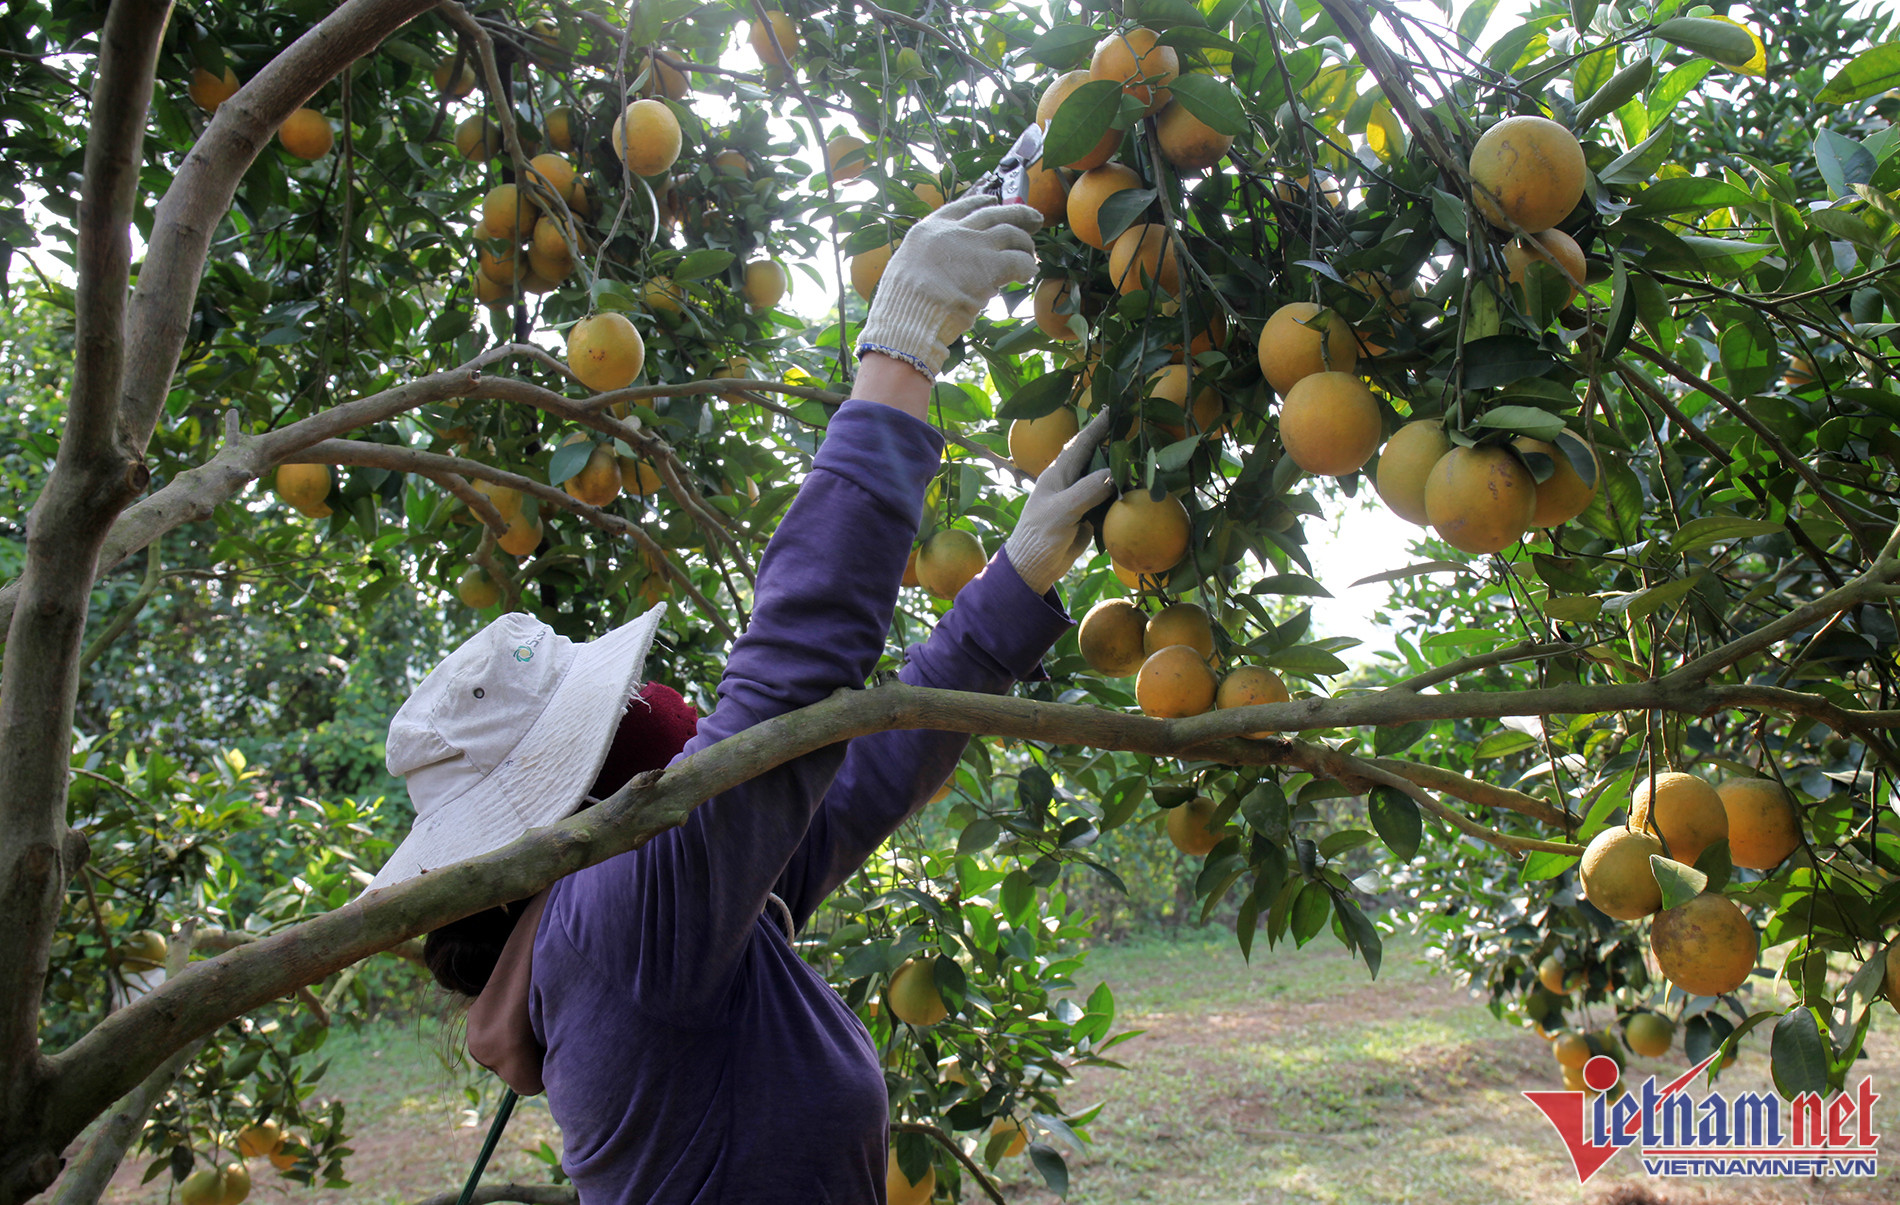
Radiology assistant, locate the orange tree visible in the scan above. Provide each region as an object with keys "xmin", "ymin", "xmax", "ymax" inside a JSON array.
[{"xmin": 6, "ymin": 0, "xmax": 1900, "ymax": 1200}]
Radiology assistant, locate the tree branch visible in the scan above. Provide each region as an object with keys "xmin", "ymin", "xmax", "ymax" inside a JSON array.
[{"xmin": 407, "ymin": 1186, "xmax": 577, "ymax": 1205}]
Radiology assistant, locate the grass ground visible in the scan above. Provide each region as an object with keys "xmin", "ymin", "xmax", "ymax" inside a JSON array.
[{"xmin": 99, "ymin": 927, "xmax": 1897, "ymax": 1205}]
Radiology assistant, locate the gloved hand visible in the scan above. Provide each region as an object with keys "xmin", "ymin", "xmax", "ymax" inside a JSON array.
[
  {"xmin": 856, "ymin": 192, "xmax": 1041, "ymax": 378},
  {"xmin": 1005, "ymin": 410, "xmax": 1117, "ymax": 595}
]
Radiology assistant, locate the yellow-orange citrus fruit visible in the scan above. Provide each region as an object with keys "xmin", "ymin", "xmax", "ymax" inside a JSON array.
[
  {"xmin": 455, "ymin": 115, "xmax": 500, "ymax": 161},
  {"xmin": 1166, "ymin": 795, "xmax": 1226, "ymax": 856},
  {"xmin": 1468, "ymin": 115, "xmax": 1586, "ymax": 233},
  {"xmin": 278, "ymin": 109, "xmax": 332, "ymax": 159},
  {"xmin": 1025, "ymin": 159, "xmax": 1069, "ymax": 226},
  {"xmin": 749, "ymin": 11, "xmax": 799, "ymax": 67},
  {"xmin": 473, "ymin": 479, "xmax": 524, "ymax": 520},
  {"xmin": 1630, "ymin": 771, "xmax": 1728, "ymax": 869},
  {"xmin": 1375, "ymin": 420, "xmax": 1452, "ymax": 525},
  {"xmin": 562, "ymin": 439, "xmax": 623, "ymax": 508},
  {"xmin": 1537, "ymin": 955, "xmax": 1569, "ymax": 994},
  {"xmin": 1215, "ymin": 666, "xmax": 1288, "ymax": 737},
  {"xmin": 1113, "ymin": 559, "xmax": 1173, "ymax": 591},
  {"xmin": 566, "ymin": 312, "xmax": 646, "ymax": 392},
  {"xmin": 1108, "ymin": 223, "xmax": 1180, "ymax": 296},
  {"xmin": 1037, "ymin": 70, "xmax": 1120, "ymax": 170},
  {"xmin": 1090, "ymin": 26, "xmax": 1179, "ymax": 114},
  {"xmin": 1155, "ymin": 95, "xmax": 1233, "ymax": 171},
  {"xmin": 457, "ymin": 566, "xmax": 503, "ymax": 609},
  {"xmin": 1079, "ymin": 598, "xmax": 1148, "ymax": 676},
  {"xmin": 911, "ymin": 179, "xmax": 946, "ymax": 209},
  {"xmin": 1136, "ymin": 644, "xmax": 1216, "ymax": 718},
  {"xmin": 825, "ymin": 135, "xmax": 870, "ymax": 181},
  {"xmin": 1067, "ymin": 162, "xmax": 1143, "ymax": 251},
  {"xmin": 478, "ymin": 242, "xmax": 521, "ymax": 285},
  {"xmin": 1579, "ymin": 825, "xmax": 1664, "ymax": 920},
  {"xmin": 432, "ymin": 59, "xmax": 476, "ymax": 98},
  {"xmin": 916, "ymin": 529, "xmax": 986, "ymax": 600},
  {"xmin": 1504, "ymin": 227, "xmax": 1587, "ymax": 299},
  {"xmin": 482, "ymin": 183, "xmax": 535, "ymax": 239},
  {"xmin": 1511, "ymin": 436, "xmax": 1599, "ymax": 528},
  {"xmin": 216, "ymin": 1163, "xmax": 250, "ymax": 1205},
  {"xmin": 887, "ymin": 1150, "xmax": 935, "ymax": 1205},
  {"xmin": 1651, "ymin": 893, "xmax": 1757, "ymax": 997},
  {"xmin": 189, "ymin": 66, "xmax": 241, "ymax": 113},
  {"xmin": 267, "ymin": 1137, "xmax": 302, "ymax": 1174},
  {"xmin": 1144, "ymin": 601, "xmax": 1214, "ymax": 660},
  {"xmin": 1102, "ymin": 489, "xmax": 1190, "ymax": 574},
  {"xmin": 117, "ymin": 929, "xmax": 167, "ymax": 972},
  {"xmin": 1169, "ymin": 311, "xmax": 1229, "ymax": 363},
  {"xmin": 275, "ymin": 463, "xmax": 331, "ymax": 514},
  {"xmin": 714, "ymin": 149, "xmax": 751, "ymax": 177},
  {"xmin": 526, "ymin": 153, "xmax": 577, "ymax": 203},
  {"xmin": 1554, "ymin": 1032, "xmax": 1591, "ymax": 1070},
  {"xmin": 1279, "ymin": 372, "xmax": 1381, "ymax": 477},
  {"xmin": 1561, "ymin": 1064, "xmax": 1587, "ymax": 1091},
  {"xmin": 473, "ymin": 267, "xmax": 508, "ymax": 306},
  {"xmin": 1258, "ymin": 302, "xmax": 1357, "ymax": 396},
  {"xmin": 638, "ymin": 49, "xmax": 690, "ymax": 100},
  {"xmin": 567, "ymin": 179, "xmax": 595, "ymax": 218},
  {"xmin": 1884, "ymin": 942, "xmax": 1900, "ymax": 1011},
  {"xmin": 742, "ymin": 260, "xmax": 787, "ymax": 309},
  {"xmin": 901, "ymin": 546, "xmax": 921, "ymax": 588},
  {"xmin": 643, "ymin": 275, "xmax": 684, "ymax": 315},
  {"xmin": 1786, "ymin": 356, "xmax": 1817, "ymax": 388},
  {"xmin": 497, "ymin": 510, "xmax": 543, "ymax": 557},
  {"xmin": 1146, "ymin": 364, "xmax": 1223, "ymax": 441},
  {"xmin": 887, "ymin": 959, "xmax": 948, "ymax": 1026},
  {"xmin": 235, "ymin": 1122, "xmax": 284, "ymax": 1160},
  {"xmin": 1274, "ymin": 174, "xmax": 1343, "ymax": 208},
  {"xmin": 527, "ymin": 246, "xmax": 574, "ymax": 284},
  {"xmin": 618, "ymin": 457, "xmax": 663, "ymax": 496},
  {"xmin": 850, "ymin": 241, "xmax": 896, "ymax": 303},
  {"xmin": 1034, "ymin": 277, "xmax": 1081, "ymax": 341},
  {"xmin": 990, "ymin": 1118, "xmax": 1027, "ymax": 1159},
  {"xmin": 545, "ymin": 106, "xmax": 576, "ymax": 152},
  {"xmin": 1624, "ymin": 1013, "xmax": 1675, "ymax": 1058},
  {"xmin": 532, "ymin": 213, "xmax": 582, "ymax": 263},
  {"xmin": 1423, "ymin": 445, "xmax": 1536, "ymax": 554},
  {"xmin": 1009, "ymin": 407, "xmax": 1079, "ymax": 478},
  {"xmin": 1716, "ymin": 778, "xmax": 1801, "ymax": 870},
  {"xmin": 613, "ymin": 99, "xmax": 683, "ymax": 177}
]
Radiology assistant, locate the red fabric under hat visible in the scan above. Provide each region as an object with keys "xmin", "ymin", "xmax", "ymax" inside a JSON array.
[{"xmin": 587, "ymin": 681, "xmax": 698, "ymax": 800}]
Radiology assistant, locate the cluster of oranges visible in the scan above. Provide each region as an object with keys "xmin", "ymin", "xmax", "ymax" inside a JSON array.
[
  {"xmin": 1076, "ymin": 595, "xmax": 1290, "ymax": 730},
  {"xmin": 176, "ymin": 1121, "xmax": 304, "ymax": 1205},
  {"xmin": 188, "ymin": 63, "xmax": 333, "ymax": 160}
]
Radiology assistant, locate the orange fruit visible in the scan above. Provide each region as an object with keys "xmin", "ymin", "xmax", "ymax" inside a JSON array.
[
  {"xmin": 990, "ymin": 1117, "xmax": 1027, "ymax": 1159},
  {"xmin": 561, "ymin": 438, "xmax": 623, "ymax": 507},
  {"xmin": 1554, "ymin": 1032, "xmax": 1591, "ymax": 1070},
  {"xmin": 1102, "ymin": 489, "xmax": 1190, "ymax": 574},
  {"xmin": 1144, "ymin": 602, "xmax": 1214, "ymax": 660},
  {"xmin": 455, "ymin": 115, "xmax": 501, "ymax": 161},
  {"xmin": 1037, "ymin": 70, "xmax": 1120, "ymax": 170},
  {"xmin": 566, "ymin": 313, "xmax": 645, "ymax": 392},
  {"xmin": 618, "ymin": 457, "xmax": 664, "ymax": 496},
  {"xmin": 1537, "ymin": 955, "xmax": 1569, "ymax": 994},
  {"xmin": 1423, "ymin": 445, "xmax": 1535, "ymax": 554},
  {"xmin": 1257, "ymin": 302, "xmax": 1357, "ymax": 396},
  {"xmin": 714, "ymin": 149, "xmax": 751, "ymax": 177},
  {"xmin": 275, "ymin": 463, "xmax": 331, "ymax": 514},
  {"xmin": 638, "ymin": 49, "xmax": 690, "ymax": 100},
  {"xmin": 482, "ymin": 183, "xmax": 535, "ymax": 239},
  {"xmin": 472, "ymin": 479, "xmax": 524, "ymax": 520},
  {"xmin": 1154, "ymin": 95, "xmax": 1233, "ymax": 171},
  {"xmin": 1715, "ymin": 778, "xmax": 1801, "ymax": 870},
  {"xmin": 1279, "ymin": 372, "xmax": 1381, "ymax": 477},
  {"xmin": 1651, "ymin": 893, "xmax": 1757, "ymax": 997},
  {"xmin": 457, "ymin": 566, "xmax": 503, "ymax": 609},
  {"xmin": 1504, "ymin": 228, "xmax": 1587, "ymax": 300},
  {"xmin": 902, "ymin": 547, "xmax": 921, "ymax": 588},
  {"xmin": 1624, "ymin": 1013, "xmax": 1675, "ymax": 1058},
  {"xmin": 189, "ymin": 66, "xmax": 241, "ymax": 113},
  {"xmin": 527, "ymin": 245, "xmax": 574, "ymax": 284},
  {"xmin": 887, "ymin": 1150, "xmax": 935, "ymax": 1205},
  {"xmin": 1078, "ymin": 599, "xmax": 1148, "ymax": 676},
  {"xmin": 1025, "ymin": 159, "xmax": 1069, "ymax": 226},
  {"xmin": 477, "ymin": 242, "xmax": 522, "ymax": 286},
  {"xmin": 1034, "ymin": 277, "xmax": 1081, "ymax": 341},
  {"xmin": 1113, "ymin": 559, "xmax": 1174, "ymax": 591},
  {"xmin": 825, "ymin": 135, "xmax": 871, "ymax": 182},
  {"xmin": 612, "ymin": 99, "xmax": 683, "ymax": 177},
  {"xmin": 1511, "ymin": 437, "xmax": 1599, "ymax": 528},
  {"xmin": 1215, "ymin": 666, "xmax": 1288, "ymax": 737},
  {"xmin": 743, "ymin": 261, "xmax": 787, "ymax": 309},
  {"xmin": 643, "ymin": 275, "xmax": 685, "ymax": 315},
  {"xmin": 1090, "ymin": 26, "xmax": 1179, "ymax": 114},
  {"xmin": 1067, "ymin": 162, "xmax": 1144, "ymax": 251},
  {"xmin": 749, "ymin": 10, "xmax": 799, "ymax": 68},
  {"xmin": 850, "ymin": 241, "xmax": 897, "ymax": 303},
  {"xmin": 887, "ymin": 959, "xmax": 948, "ymax": 1026},
  {"xmin": 1146, "ymin": 364, "xmax": 1223, "ymax": 441},
  {"xmin": 1468, "ymin": 115, "xmax": 1586, "ymax": 233},
  {"xmin": 432, "ymin": 58, "xmax": 476, "ymax": 98},
  {"xmin": 912, "ymin": 179, "xmax": 946, "ymax": 209},
  {"xmin": 526, "ymin": 152, "xmax": 577, "ymax": 203},
  {"xmin": 1579, "ymin": 826, "xmax": 1664, "ymax": 920},
  {"xmin": 1136, "ymin": 644, "xmax": 1216, "ymax": 718},
  {"xmin": 1166, "ymin": 795, "xmax": 1226, "ymax": 855},
  {"xmin": 1108, "ymin": 223, "xmax": 1180, "ymax": 296},
  {"xmin": 1630, "ymin": 771, "xmax": 1728, "ymax": 868},
  {"xmin": 278, "ymin": 109, "xmax": 332, "ymax": 159},
  {"xmin": 1374, "ymin": 420, "xmax": 1452, "ymax": 525},
  {"xmin": 916, "ymin": 529, "xmax": 986, "ymax": 600},
  {"xmin": 531, "ymin": 213, "xmax": 582, "ymax": 263},
  {"xmin": 1169, "ymin": 311, "xmax": 1229, "ymax": 363},
  {"xmin": 545, "ymin": 106, "xmax": 577, "ymax": 152},
  {"xmin": 1008, "ymin": 407, "xmax": 1079, "ymax": 478},
  {"xmin": 235, "ymin": 1122, "xmax": 284, "ymax": 1160}
]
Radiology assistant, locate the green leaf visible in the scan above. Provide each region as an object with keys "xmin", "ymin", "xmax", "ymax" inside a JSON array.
[
  {"xmin": 1677, "ymin": 235, "xmax": 1772, "ymax": 277},
  {"xmin": 1670, "ymin": 515, "xmax": 1783, "ymax": 552},
  {"xmin": 995, "ymin": 371, "xmax": 1075, "ymax": 421},
  {"xmin": 1649, "ymin": 857, "xmax": 1707, "ymax": 910},
  {"xmin": 1043, "ymin": 79, "xmax": 1122, "ymax": 170},
  {"xmin": 1648, "ymin": 61, "xmax": 1712, "ymax": 125},
  {"xmin": 1167, "ymin": 73, "xmax": 1248, "ymax": 136},
  {"xmin": 1600, "ymin": 125, "xmax": 1675, "ymax": 186},
  {"xmin": 1770, "ymin": 1008, "xmax": 1830, "ymax": 1097},
  {"xmin": 957, "ymin": 817, "xmax": 999, "ymax": 855},
  {"xmin": 1289, "ymin": 881, "xmax": 1331, "ymax": 947},
  {"xmin": 1027, "ymin": 24, "xmax": 1100, "ymax": 70},
  {"xmin": 1254, "ymin": 574, "xmax": 1331, "ymax": 597},
  {"xmin": 1693, "ymin": 838, "xmax": 1732, "ymax": 893},
  {"xmin": 1627, "ymin": 176, "xmax": 1754, "ymax": 216},
  {"xmin": 1475, "ymin": 729, "xmax": 1539, "ymax": 759},
  {"xmin": 673, "ymin": 248, "xmax": 734, "ymax": 281},
  {"xmin": 1317, "ymin": 828, "xmax": 1374, "ymax": 858},
  {"xmin": 1028, "ymin": 1145, "xmax": 1069, "ymax": 1196},
  {"xmin": 1816, "ymin": 130, "xmax": 1877, "ymax": 197},
  {"xmin": 1461, "ymin": 336, "xmax": 1557, "ymax": 389},
  {"xmin": 1476, "ymin": 405, "xmax": 1568, "ymax": 440},
  {"xmin": 1000, "ymin": 869, "xmax": 1036, "ymax": 927},
  {"xmin": 1431, "ymin": 187, "xmax": 1469, "ymax": 243},
  {"xmin": 1575, "ymin": 57, "xmax": 1653, "ymax": 129},
  {"xmin": 1262, "ymin": 645, "xmax": 1349, "ymax": 676},
  {"xmin": 1819, "ymin": 41, "xmax": 1900, "ymax": 103},
  {"xmin": 1602, "ymin": 255, "xmax": 1637, "ymax": 359},
  {"xmin": 1610, "ymin": 573, "xmax": 1701, "ymax": 623},
  {"xmin": 1153, "ymin": 434, "xmax": 1200, "ymax": 472},
  {"xmin": 547, "ymin": 439, "xmax": 593, "ymax": 487},
  {"xmin": 1521, "ymin": 850, "xmax": 1579, "ymax": 881},
  {"xmin": 1652, "ymin": 17, "xmax": 1759, "ymax": 67},
  {"xmin": 1368, "ymin": 785, "xmax": 1422, "ymax": 860},
  {"xmin": 1125, "ymin": 0, "xmax": 1207, "ymax": 27},
  {"xmin": 1542, "ymin": 595, "xmax": 1603, "ymax": 622},
  {"xmin": 1095, "ymin": 188, "xmax": 1158, "ymax": 247}
]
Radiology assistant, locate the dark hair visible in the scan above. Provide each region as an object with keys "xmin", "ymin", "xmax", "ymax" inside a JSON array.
[{"xmin": 421, "ymin": 683, "xmax": 699, "ymax": 997}]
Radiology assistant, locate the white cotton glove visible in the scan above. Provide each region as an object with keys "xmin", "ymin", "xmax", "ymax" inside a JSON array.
[
  {"xmin": 856, "ymin": 192, "xmax": 1042, "ymax": 378},
  {"xmin": 1005, "ymin": 410, "xmax": 1117, "ymax": 595}
]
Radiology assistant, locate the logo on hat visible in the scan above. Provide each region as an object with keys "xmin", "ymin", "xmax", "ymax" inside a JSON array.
[{"xmin": 513, "ymin": 645, "xmax": 534, "ymax": 662}]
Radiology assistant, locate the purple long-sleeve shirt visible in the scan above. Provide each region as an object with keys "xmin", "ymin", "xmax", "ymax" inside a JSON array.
[{"xmin": 528, "ymin": 401, "xmax": 1072, "ymax": 1205}]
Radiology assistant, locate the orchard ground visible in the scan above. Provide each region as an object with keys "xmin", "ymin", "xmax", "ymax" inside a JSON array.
[{"xmin": 99, "ymin": 930, "xmax": 1898, "ymax": 1205}]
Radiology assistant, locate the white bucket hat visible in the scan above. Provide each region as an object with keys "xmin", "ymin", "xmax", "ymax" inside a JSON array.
[{"xmin": 363, "ymin": 604, "xmax": 668, "ymax": 894}]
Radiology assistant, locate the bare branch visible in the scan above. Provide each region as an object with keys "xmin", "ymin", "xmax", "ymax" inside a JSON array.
[{"xmin": 407, "ymin": 1186, "xmax": 577, "ymax": 1205}]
